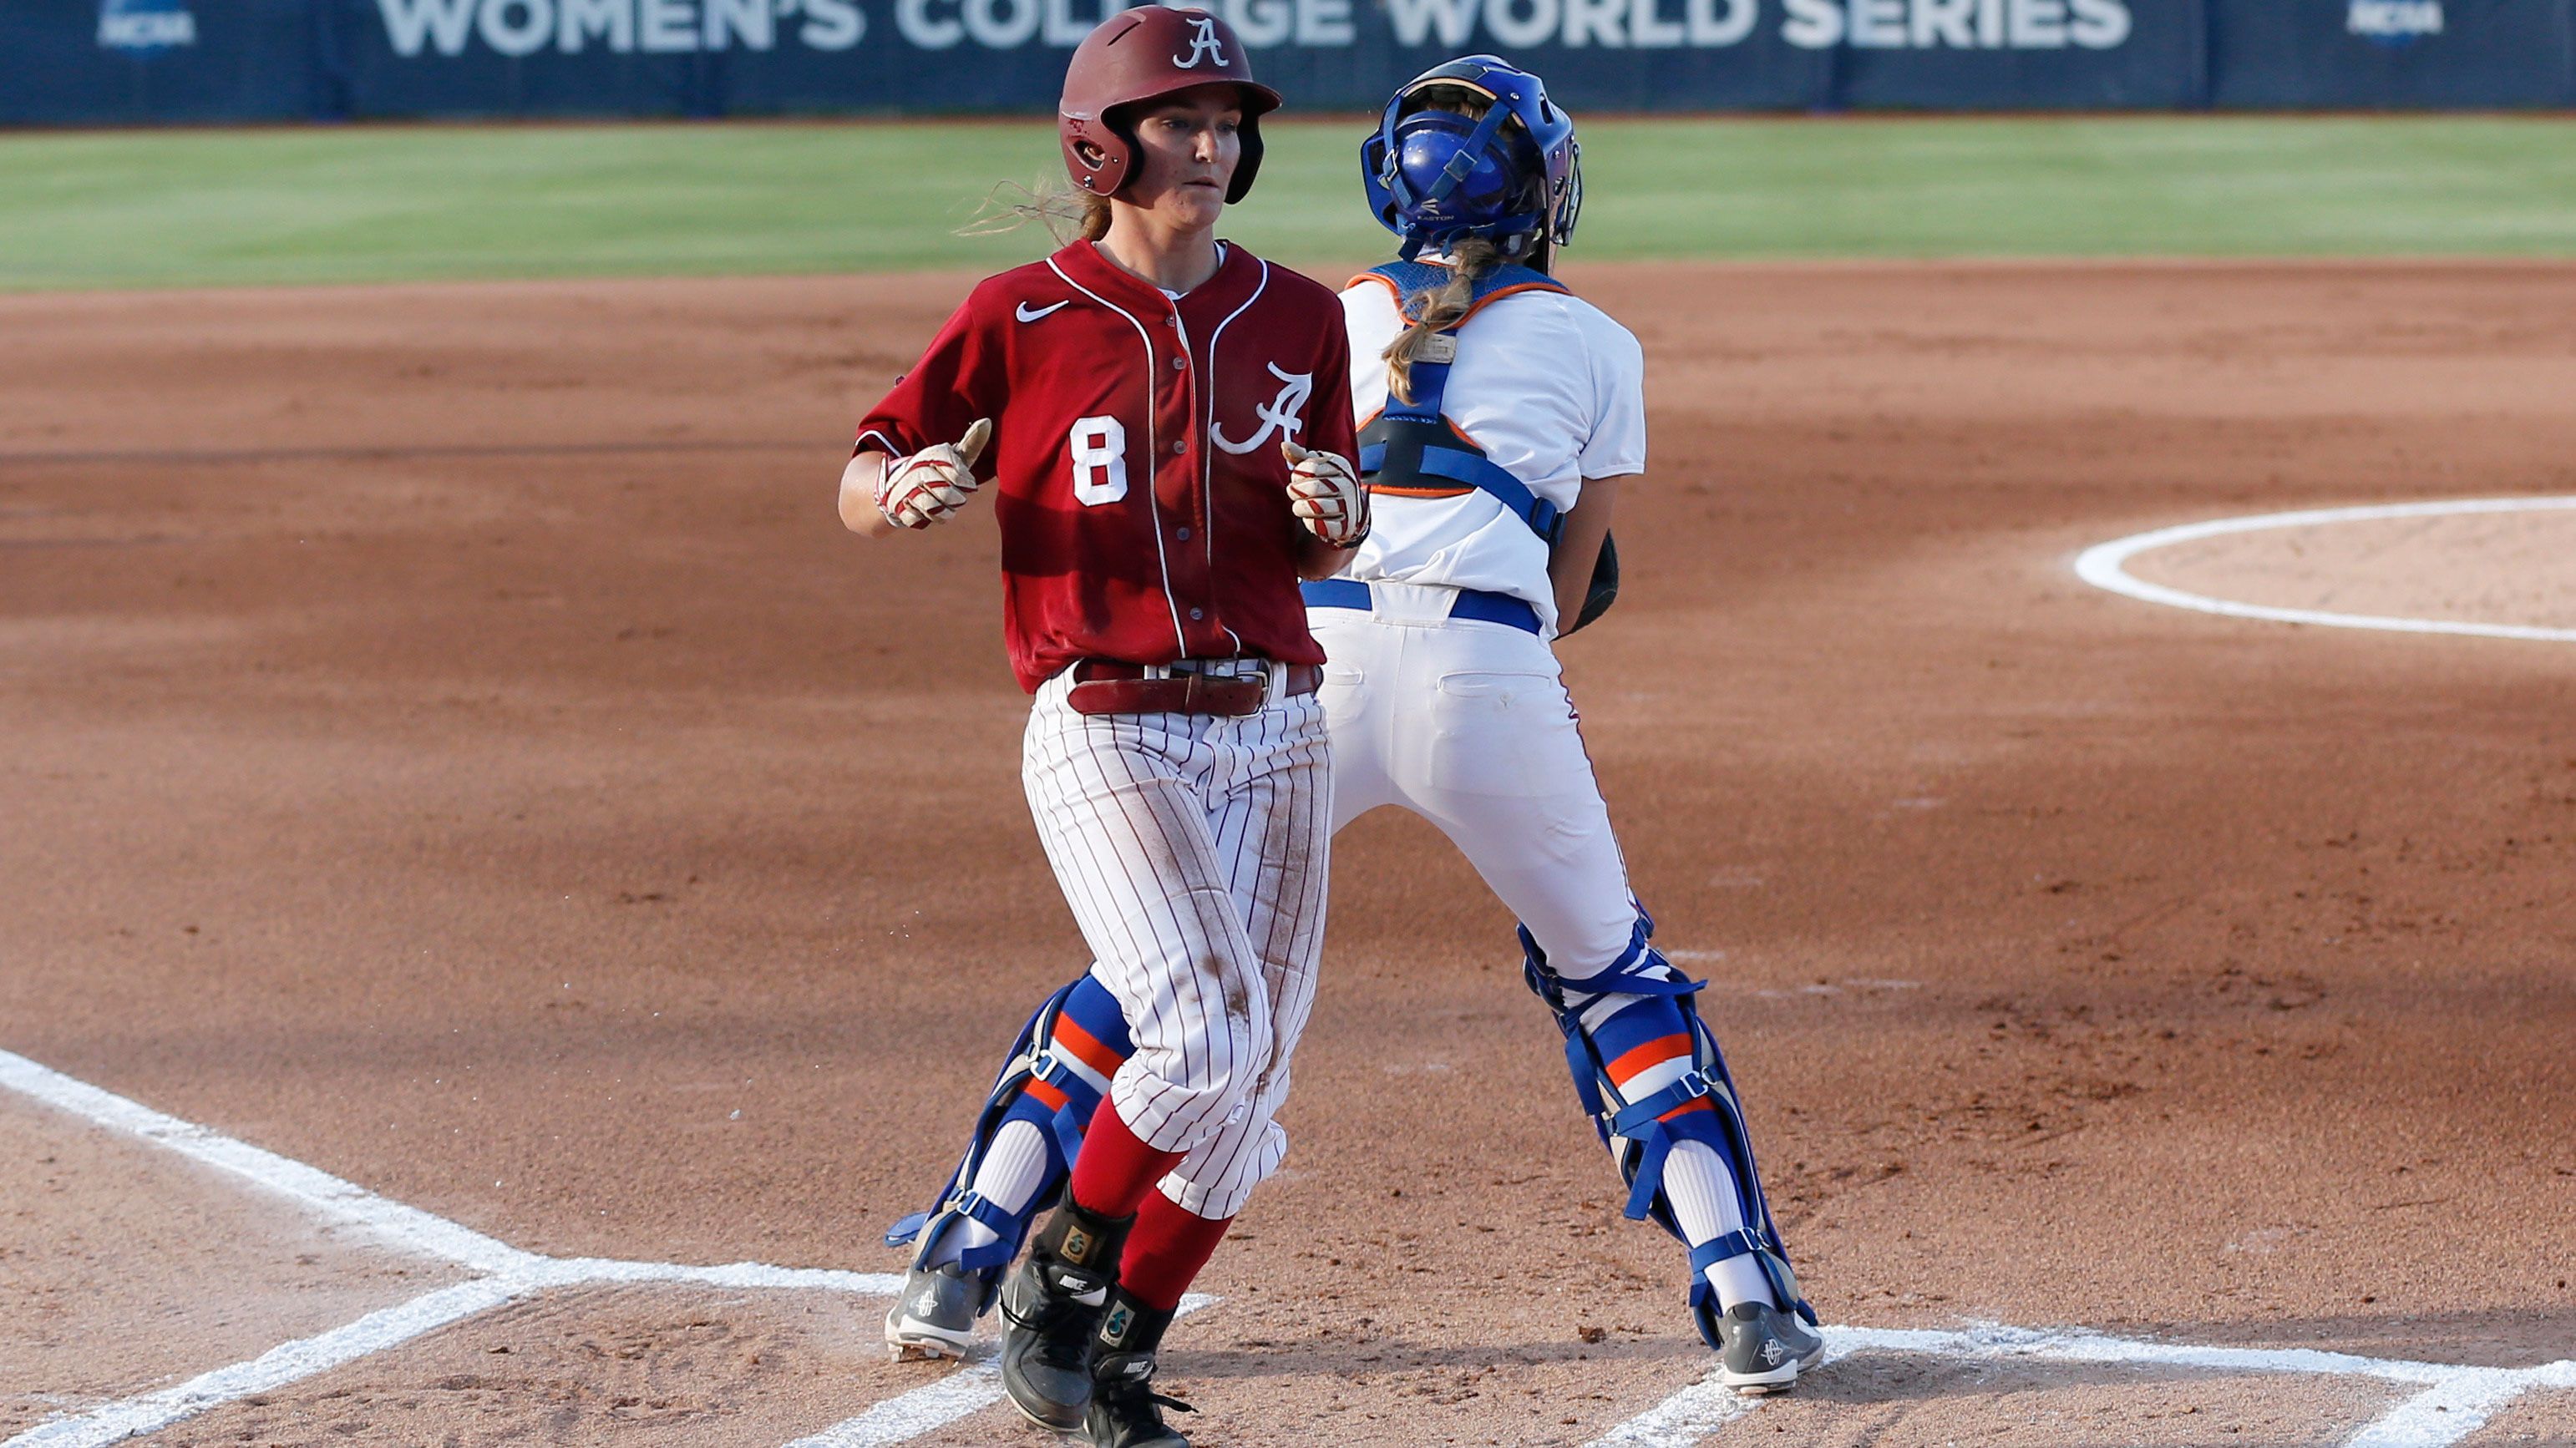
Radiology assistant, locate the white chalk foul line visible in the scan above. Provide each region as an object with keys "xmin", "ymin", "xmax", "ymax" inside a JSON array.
[
  {"xmin": 2347, "ymin": 1370, "xmax": 2543, "ymax": 1448},
  {"xmin": 2073, "ymin": 495, "xmax": 2576, "ymax": 643},
  {"xmin": 0, "ymin": 1045, "xmax": 1040, "ymax": 1448},
  {"xmin": 0, "ymin": 1047, "xmax": 532, "ymax": 1276},
  {"xmin": 1577, "ymin": 1362, "xmax": 1772, "ymax": 1446},
  {"xmin": 1586, "ymin": 1323, "xmax": 2576, "ymax": 1448},
  {"xmin": 21, "ymin": 1044, "xmax": 2563, "ymax": 1448},
  {"xmin": 4, "ymin": 1278, "xmax": 523, "ymax": 1448},
  {"xmin": 783, "ymin": 1352, "xmax": 1007, "ymax": 1448},
  {"xmin": 529, "ymin": 1258, "xmax": 908, "ymax": 1295}
]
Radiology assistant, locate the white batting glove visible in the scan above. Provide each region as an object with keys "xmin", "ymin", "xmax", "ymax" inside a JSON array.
[
  {"xmin": 875, "ymin": 418, "xmax": 993, "ymax": 529},
  {"xmin": 1282, "ymin": 440, "xmax": 1368, "ymax": 549}
]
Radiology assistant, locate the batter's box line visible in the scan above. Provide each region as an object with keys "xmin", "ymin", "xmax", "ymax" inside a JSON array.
[
  {"xmin": 1585, "ymin": 1324, "xmax": 2576, "ymax": 1448},
  {"xmin": 0, "ymin": 1045, "xmax": 1209, "ymax": 1448},
  {"xmin": 9, "ymin": 1049, "xmax": 2566, "ymax": 1448}
]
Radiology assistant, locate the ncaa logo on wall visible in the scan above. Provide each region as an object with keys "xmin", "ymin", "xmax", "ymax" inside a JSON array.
[
  {"xmin": 98, "ymin": 0, "xmax": 198, "ymax": 51},
  {"xmin": 2346, "ymin": 0, "xmax": 2442, "ymax": 44}
]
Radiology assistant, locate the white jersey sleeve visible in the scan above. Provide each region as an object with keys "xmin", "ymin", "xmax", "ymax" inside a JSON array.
[
  {"xmin": 1577, "ymin": 307, "xmax": 1648, "ymax": 481},
  {"xmin": 1331, "ymin": 274, "xmax": 1649, "ymax": 636}
]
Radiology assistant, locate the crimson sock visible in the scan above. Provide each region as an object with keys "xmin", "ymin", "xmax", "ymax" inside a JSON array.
[
  {"xmin": 1067, "ymin": 1101, "xmax": 1186, "ymax": 1220},
  {"xmin": 1119, "ymin": 1192, "xmax": 1234, "ymax": 1311}
]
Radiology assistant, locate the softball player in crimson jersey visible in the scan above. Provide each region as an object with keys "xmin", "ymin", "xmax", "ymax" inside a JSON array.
[
  {"xmin": 840, "ymin": 12, "xmax": 1362, "ymax": 1445},
  {"xmin": 886, "ymin": 56, "xmax": 1829, "ymax": 1402}
]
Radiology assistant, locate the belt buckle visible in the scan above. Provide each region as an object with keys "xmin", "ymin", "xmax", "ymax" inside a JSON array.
[
  {"xmin": 1176, "ymin": 658, "xmax": 1269, "ymax": 711},
  {"xmin": 1239, "ymin": 659, "xmax": 1276, "ymax": 708}
]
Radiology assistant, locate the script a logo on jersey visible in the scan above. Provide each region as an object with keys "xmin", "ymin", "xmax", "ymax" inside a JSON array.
[
  {"xmin": 97, "ymin": 0, "xmax": 195, "ymax": 51},
  {"xmin": 1173, "ymin": 16, "xmax": 1228, "ymax": 68},
  {"xmin": 1210, "ymin": 363, "xmax": 1311, "ymax": 456}
]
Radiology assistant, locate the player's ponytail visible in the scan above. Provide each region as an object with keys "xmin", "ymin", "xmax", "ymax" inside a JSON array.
[
  {"xmin": 1379, "ymin": 83, "xmax": 1536, "ymax": 407},
  {"xmin": 1072, "ymin": 189, "xmax": 1111, "ymax": 242},
  {"xmin": 964, "ymin": 181, "xmax": 1113, "ymax": 244},
  {"xmin": 1383, "ymin": 236, "xmax": 1499, "ymax": 406}
]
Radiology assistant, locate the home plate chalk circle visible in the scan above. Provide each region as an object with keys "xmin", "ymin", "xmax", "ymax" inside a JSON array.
[
  {"xmin": 7, "ymin": 1040, "xmax": 2573, "ymax": 1448},
  {"xmin": 2075, "ymin": 496, "xmax": 2576, "ymax": 642}
]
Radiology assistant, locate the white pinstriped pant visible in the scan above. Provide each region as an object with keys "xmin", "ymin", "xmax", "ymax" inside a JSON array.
[{"xmin": 1021, "ymin": 670, "xmax": 1331, "ymax": 1220}]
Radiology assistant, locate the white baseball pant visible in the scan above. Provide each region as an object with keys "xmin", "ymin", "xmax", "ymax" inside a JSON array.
[
  {"xmin": 1311, "ymin": 583, "xmax": 1634, "ymax": 971},
  {"xmin": 1020, "ymin": 668, "xmax": 1331, "ymax": 1221}
]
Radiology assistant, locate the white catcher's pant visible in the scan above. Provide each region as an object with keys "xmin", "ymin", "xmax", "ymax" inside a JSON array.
[
  {"xmin": 1312, "ymin": 583, "xmax": 1639, "ymax": 976},
  {"xmin": 1022, "ymin": 671, "xmax": 1332, "ymax": 1220},
  {"xmin": 1317, "ymin": 585, "xmax": 1774, "ymax": 1310}
]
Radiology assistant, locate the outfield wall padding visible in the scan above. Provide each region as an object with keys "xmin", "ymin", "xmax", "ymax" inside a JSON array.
[{"xmin": 11, "ymin": 0, "xmax": 2574, "ymax": 125}]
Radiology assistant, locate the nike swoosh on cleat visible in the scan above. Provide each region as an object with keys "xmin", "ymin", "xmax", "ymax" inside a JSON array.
[{"xmin": 1016, "ymin": 301, "xmax": 1070, "ymax": 322}]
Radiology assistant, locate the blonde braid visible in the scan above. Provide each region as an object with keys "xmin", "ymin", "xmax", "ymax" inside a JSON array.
[{"xmin": 1382, "ymin": 237, "xmax": 1503, "ymax": 406}]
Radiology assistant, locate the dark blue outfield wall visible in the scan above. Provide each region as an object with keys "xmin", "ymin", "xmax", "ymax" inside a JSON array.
[{"xmin": 9, "ymin": 0, "xmax": 2573, "ymax": 124}]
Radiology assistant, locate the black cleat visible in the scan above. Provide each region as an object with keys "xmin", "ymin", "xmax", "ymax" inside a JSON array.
[
  {"xmin": 999, "ymin": 1200, "xmax": 1131, "ymax": 1430},
  {"xmin": 1085, "ymin": 1290, "xmax": 1193, "ymax": 1448}
]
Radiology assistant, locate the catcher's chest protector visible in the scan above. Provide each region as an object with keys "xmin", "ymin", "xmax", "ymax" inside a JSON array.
[{"xmin": 1359, "ymin": 261, "xmax": 1620, "ymax": 632}]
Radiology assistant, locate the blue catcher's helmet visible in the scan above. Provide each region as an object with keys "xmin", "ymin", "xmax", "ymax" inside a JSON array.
[{"xmin": 1361, "ymin": 55, "xmax": 1583, "ymax": 263}]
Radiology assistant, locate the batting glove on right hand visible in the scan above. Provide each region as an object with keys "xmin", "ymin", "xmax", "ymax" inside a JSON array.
[
  {"xmin": 875, "ymin": 418, "xmax": 993, "ymax": 529},
  {"xmin": 1283, "ymin": 440, "xmax": 1369, "ymax": 549}
]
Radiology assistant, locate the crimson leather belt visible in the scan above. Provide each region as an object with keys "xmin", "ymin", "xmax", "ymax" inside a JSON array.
[{"xmin": 1066, "ymin": 659, "xmax": 1322, "ymax": 717}]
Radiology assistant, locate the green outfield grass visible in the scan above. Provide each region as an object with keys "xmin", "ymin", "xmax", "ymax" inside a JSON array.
[{"xmin": 3, "ymin": 115, "xmax": 2573, "ymax": 291}]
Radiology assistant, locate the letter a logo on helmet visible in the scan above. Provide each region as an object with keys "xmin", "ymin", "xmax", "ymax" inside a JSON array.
[
  {"xmin": 1058, "ymin": 8, "xmax": 1280, "ymax": 205},
  {"xmin": 1174, "ymin": 16, "xmax": 1228, "ymax": 67}
]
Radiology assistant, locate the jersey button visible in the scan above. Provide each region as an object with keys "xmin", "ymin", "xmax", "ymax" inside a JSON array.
[
  {"xmin": 1171, "ymin": 440, "xmax": 1186, "ymax": 454},
  {"xmin": 1175, "ymin": 526, "xmax": 1192, "ymax": 541},
  {"xmin": 1171, "ymin": 356, "xmax": 1187, "ymax": 371},
  {"xmin": 1189, "ymin": 608, "xmax": 1204, "ymax": 621}
]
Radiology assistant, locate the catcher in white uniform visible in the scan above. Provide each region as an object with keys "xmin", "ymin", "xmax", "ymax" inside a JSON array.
[{"xmin": 887, "ymin": 55, "xmax": 1826, "ymax": 1394}]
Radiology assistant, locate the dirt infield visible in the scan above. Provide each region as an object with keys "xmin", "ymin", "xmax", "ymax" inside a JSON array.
[
  {"xmin": 3, "ymin": 260, "xmax": 2573, "ymax": 1446},
  {"xmin": 2123, "ymin": 503, "xmax": 2576, "ymax": 633}
]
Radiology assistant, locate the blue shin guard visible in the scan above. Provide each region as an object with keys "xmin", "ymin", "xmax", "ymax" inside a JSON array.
[
  {"xmin": 885, "ymin": 975, "xmax": 1128, "ymax": 1278},
  {"xmin": 1522, "ymin": 914, "xmax": 1816, "ymax": 1347}
]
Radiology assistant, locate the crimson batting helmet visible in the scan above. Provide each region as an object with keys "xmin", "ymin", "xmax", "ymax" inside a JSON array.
[{"xmin": 1058, "ymin": 7, "xmax": 1280, "ymax": 205}]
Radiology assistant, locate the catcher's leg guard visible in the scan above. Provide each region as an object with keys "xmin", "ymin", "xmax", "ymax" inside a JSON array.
[
  {"xmin": 887, "ymin": 973, "xmax": 1132, "ymax": 1279},
  {"xmin": 1523, "ymin": 914, "xmax": 1816, "ymax": 1349}
]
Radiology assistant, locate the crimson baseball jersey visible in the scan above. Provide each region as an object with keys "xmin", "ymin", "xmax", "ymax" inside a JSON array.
[{"xmin": 858, "ymin": 240, "xmax": 1356, "ymax": 693}]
